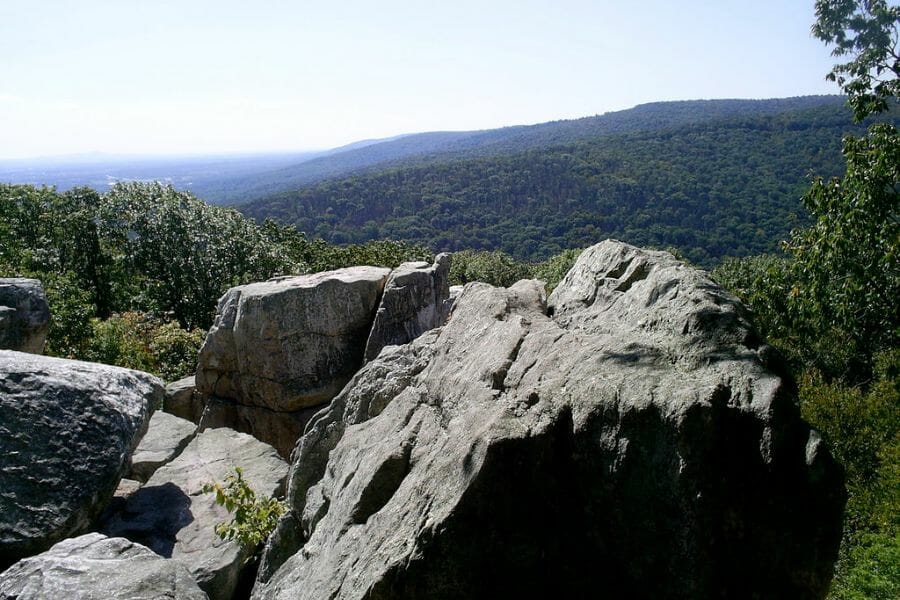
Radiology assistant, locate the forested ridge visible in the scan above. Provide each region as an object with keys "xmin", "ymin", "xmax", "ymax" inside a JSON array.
[
  {"xmin": 210, "ymin": 95, "xmax": 849, "ymax": 204},
  {"xmin": 242, "ymin": 99, "xmax": 893, "ymax": 266}
]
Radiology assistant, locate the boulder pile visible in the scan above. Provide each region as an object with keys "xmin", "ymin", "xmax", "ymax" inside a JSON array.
[{"xmin": 0, "ymin": 241, "xmax": 846, "ymax": 599}]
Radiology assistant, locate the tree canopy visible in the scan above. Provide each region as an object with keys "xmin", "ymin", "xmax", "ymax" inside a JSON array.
[{"xmin": 813, "ymin": 0, "xmax": 900, "ymax": 120}]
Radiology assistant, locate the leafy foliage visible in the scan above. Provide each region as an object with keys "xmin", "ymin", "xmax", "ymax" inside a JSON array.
[
  {"xmin": 448, "ymin": 247, "xmax": 582, "ymax": 291},
  {"xmin": 83, "ymin": 312, "xmax": 205, "ymax": 382},
  {"xmin": 714, "ymin": 7, "xmax": 900, "ymax": 596},
  {"xmin": 532, "ymin": 248, "xmax": 583, "ymax": 293},
  {"xmin": 202, "ymin": 467, "xmax": 286, "ymax": 554},
  {"xmin": 813, "ymin": 0, "xmax": 900, "ymax": 120},
  {"xmin": 449, "ymin": 250, "xmax": 534, "ymax": 288},
  {"xmin": 785, "ymin": 122, "xmax": 899, "ymax": 380},
  {"xmin": 800, "ymin": 352, "xmax": 900, "ymax": 599}
]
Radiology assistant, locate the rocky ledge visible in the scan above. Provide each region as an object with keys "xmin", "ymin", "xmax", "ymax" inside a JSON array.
[{"xmin": 253, "ymin": 241, "xmax": 845, "ymax": 600}]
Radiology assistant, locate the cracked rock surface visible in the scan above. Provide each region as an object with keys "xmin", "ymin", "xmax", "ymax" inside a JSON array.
[{"xmin": 253, "ymin": 240, "xmax": 845, "ymax": 600}]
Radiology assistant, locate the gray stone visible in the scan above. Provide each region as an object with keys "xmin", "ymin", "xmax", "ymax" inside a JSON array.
[
  {"xmin": 0, "ymin": 279, "xmax": 50, "ymax": 354},
  {"xmin": 253, "ymin": 241, "xmax": 844, "ymax": 600},
  {"xmin": 102, "ymin": 427, "xmax": 288, "ymax": 600},
  {"xmin": 129, "ymin": 411, "xmax": 197, "ymax": 482},
  {"xmin": 0, "ymin": 533, "xmax": 208, "ymax": 600},
  {"xmin": 444, "ymin": 284, "xmax": 464, "ymax": 317},
  {"xmin": 198, "ymin": 396, "xmax": 320, "ymax": 460},
  {"xmin": 0, "ymin": 351, "xmax": 161, "ymax": 569},
  {"xmin": 196, "ymin": 266, "xmax": 391, "ymax": 413},
  {"xmin": 363, "ymin": 253, "xmax": 451, "ymax": 362},
  {"xmin": 164, "ymin": 375, "xmax": 205, "ymax": 423}
]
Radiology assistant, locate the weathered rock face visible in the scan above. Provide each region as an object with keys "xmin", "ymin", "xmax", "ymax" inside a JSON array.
[
  {"xmin": 253, "ymin": 241, "xmax": 845, "ymax": 600},
  {"xmin": 164, "ymin": 375, "xmax": 204, "ymax": 423},
  {"xmin": 129, "ymin": 411, "xmax": 197, "ymax": 483},
  {"xmin": 363, "ymin": 254, "xmax": 451, "ymax": 362},
  {"xmin": 0, "ymin": 351, "xmax": 161, "ymax": 569},
  {"xmin": 101, "ymin": 427, "xmax": 288, "ymax": 600},
  {"xmin": 0, "ymin": 279, "xmax": 50, "ymax": 354},
  {"xmin": 0, "ymin": 533, "xmax": 209, "ymax": 600},
  {"xmin": 196, "ymin": 267, "xmax": 391, "ymax": 412}
]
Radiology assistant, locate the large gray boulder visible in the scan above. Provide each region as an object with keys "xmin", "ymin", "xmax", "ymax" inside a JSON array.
[
  {"xmin": 253, "ymin": 241, "xmax": 845, "ymax": 600},
  {"xmin": 194, "ymin": 267, "xmax": 390, "ymax": 456},
  {"xmin": 196, "ymin": 267, "xmax": 391, "ymax": 412},
  {"xmin": 0, "ymin": 533, "xmax": 208, "ymax": 600},
  {"xmin": 0, "ymin": 351, "xmax": 161, "ymax": 569},
  {"xmin": 129, "ymin": 410, "xmax": 197, "ymax": 482},
  {"xmin": 363, "ymin": 253, "xmax": 451, "ymax": 362},
  {"xmin": 0, "ymin": 279, "xmax": 50, "ymax": 354},
  {"xmin": 102, "ymin": 427, "xmax": 288, "ymax": 600}
]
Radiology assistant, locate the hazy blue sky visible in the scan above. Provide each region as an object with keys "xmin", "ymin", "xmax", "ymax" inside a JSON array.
[{"xmin": 1, "ymin": 0, "xmax": 840, "ymax": 159}]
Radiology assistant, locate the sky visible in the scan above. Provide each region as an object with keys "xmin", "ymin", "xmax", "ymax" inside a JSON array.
[{"xmin": 0, "ymin": 0, "xmax": 841, "ymax": 160}]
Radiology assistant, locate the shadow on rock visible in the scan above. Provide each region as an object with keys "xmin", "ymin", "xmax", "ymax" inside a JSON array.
[{"xmin": 99, "ymin": 482, "xmax": 193, "ymax": 558}]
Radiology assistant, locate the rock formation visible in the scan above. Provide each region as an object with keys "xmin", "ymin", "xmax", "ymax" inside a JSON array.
[
  {"xmin": 194, "ymin": 267, "xmax": 391, "ymax": 456},
  {"xmin": 0, "ymin": 533, "xmax": 209, "ymax": 600},
  {"xmin": 196, "ymin": 267, "xmax": 391, "ymax": 411},
  {"xmin": 0, "ymin": 351, "xmax": 161, "ymax": 569},
  {"xmin": 252, "ymin": 241, "xmax": 845, "ymax": 600},
  {"xmin": 363, "ymin": 253, "xmax": 451, "ymax": 362},
  {"xmin": 195, "ymin": 258, "xmax": 452, "ymax": 458},
  {"xmin": 0, "ymin": 279, "xmax": 50, "ymax": 354},
  {"xmin": 101, "ymin": 428, "xmax": 288, "ymax": 600}
]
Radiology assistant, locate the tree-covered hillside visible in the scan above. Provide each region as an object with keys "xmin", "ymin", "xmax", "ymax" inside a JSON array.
[
  {"xmin": 214, "ymin": 95, "xmax": 849, "ymax": 205},
  {"xmin": 242, "ymin": 100, "xmax": 891, "ymax": 266}
]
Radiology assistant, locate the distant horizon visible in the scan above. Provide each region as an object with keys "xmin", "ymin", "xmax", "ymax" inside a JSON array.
[
  {"xmin": 0, "ymin": 93, "xmax": 845, "ymax": 164},
  {"xmin": 1, "ymin": 1, "xmax": 840, "ymax": 160}
]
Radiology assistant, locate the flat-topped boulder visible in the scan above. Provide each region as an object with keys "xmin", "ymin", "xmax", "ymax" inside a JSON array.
[
  {"xmin": 102, "ymin": 427, "xmax": 288, "ymax": 600},
  {"xmin": 0, "ymin": 351, "xmax": 161, "ymax": 569},
  {"xmin": 0, "ymin": 533, "xmax": 208, "ymax": 600},
  {"xmin": 196, "ymin": 266, "xmax": 391, "ymax": 413},
  {"xmin": 0, "ymin": 279, "xmax": 50, "ymax": 354},
  {"xmin": 253, "ymin": 241, "xmax": 845, "ymax": 600}
]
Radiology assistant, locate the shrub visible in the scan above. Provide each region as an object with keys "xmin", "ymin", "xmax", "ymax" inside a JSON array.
[
  {"xmin": 83, "ymin": 312, "xmax": 204, "ymax": 381},
  {"xmin": 203, "ymin": 467, "xmax": 286, "ymax": 555}
]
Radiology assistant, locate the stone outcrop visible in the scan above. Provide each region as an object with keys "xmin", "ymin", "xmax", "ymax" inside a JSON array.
[
  {"xmin": 194, "ymin": 267, "xmax": 391, "ymax": 456},
  {"xmin": 196, "ymin": 267, "xmax": 391, "ymax": 412},
  {"xmin": 0, "ymin": 533, "xmax": 208, "ymax": 600},
  {"xmin": 129, "ymin": 411, "xmax": 197, "ymax": 482},
  {"xmin": 164, "ymin": 375, "xmax": 204, "ymax": 423},
  {"xmin": 0, "ymin": 279, "xmax": 50, "ymax": 354},
  {"xmin": 101, "ymin": 427, "xmax": 288, "ymax": 600},
  {"xmin": 363, "ymin": 254, "xmax": 451, "ymax": 362},
  {"xmin": 0, "ymin": 351, "xmax": 161, "ymax": 569},
  {"xmin": 253, "ymin": 241, "xmax": 845, "ymax": 600}
]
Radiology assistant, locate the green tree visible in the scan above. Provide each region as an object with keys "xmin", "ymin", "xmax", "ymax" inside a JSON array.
[
  {"xmin": 786, "ymin": 124, "xmax": 899, "ymax": 379},
  {"xmin": 783, "ymin": 0, "xmax": 900, "ymax": 380},
  {"xmin": 813, "ymin": 0, "xmax": 900, "ymax": 120}
]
